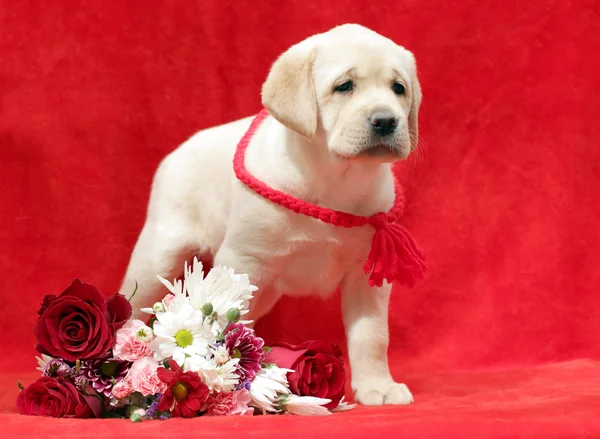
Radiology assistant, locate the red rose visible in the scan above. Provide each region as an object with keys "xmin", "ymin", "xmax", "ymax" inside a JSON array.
[
  {"xmin": 35, "ymin": 279, "xmax": 132, "ymax": 362},
  {"xmin": 268, "ymin": 341, "xmax": 346, "ymax": 410},
  {"xmin": 105, "ymin": 291, "xmax": 133, "ymax": 332},
  {"xmin": 17, "ymin": 376, "xmax": 102, "ymax": 418}
]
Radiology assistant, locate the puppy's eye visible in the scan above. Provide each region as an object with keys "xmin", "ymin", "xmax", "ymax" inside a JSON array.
[
  {"xmin": 392, "ymin": 82, "xmax": 406, "ymax": 95},
  {"xmin": 334, "ymin": 81, "xmax": 353, "ymax": 93}
]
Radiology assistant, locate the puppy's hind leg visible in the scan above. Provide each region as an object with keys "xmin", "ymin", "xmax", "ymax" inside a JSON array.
[
  {"xmin": 120, "ymin": 218, "xmax": 198, "ymax": 319},
  {"xmin": 213, "ymin": 246, "xmax": 281, "ymax": 328}
]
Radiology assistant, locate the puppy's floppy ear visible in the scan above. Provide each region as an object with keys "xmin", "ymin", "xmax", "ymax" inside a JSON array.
[
  {"xmin": 403, "ymin": 50, "xmax": 422, "ymax": 151},
  {"xmin": 261, "ymin": 40, "xmax": 317, "ymax": 139},
  {"xmin": 409, "ymin": 73, "xmax": 422, "ymax": 151}
]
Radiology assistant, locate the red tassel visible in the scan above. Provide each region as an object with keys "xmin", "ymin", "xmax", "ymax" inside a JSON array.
[{"xmin": 364, "ymin": 217, "xmax": 427, "ymax": 288}]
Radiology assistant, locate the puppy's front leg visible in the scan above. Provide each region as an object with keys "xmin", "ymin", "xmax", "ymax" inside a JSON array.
[{"xmin": 341, "ymin": 273, "xmax": 414, "ymax": 405}]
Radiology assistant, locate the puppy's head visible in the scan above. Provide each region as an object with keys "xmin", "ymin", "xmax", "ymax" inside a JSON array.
[{"xmin": 262, "ymin": 24, "xmax": 421, "ymax": 162}]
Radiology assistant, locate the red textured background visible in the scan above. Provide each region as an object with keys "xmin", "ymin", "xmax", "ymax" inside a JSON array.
[{"xmin": 1, "ymin": 1, "xmax": 600, "ymax": 437}]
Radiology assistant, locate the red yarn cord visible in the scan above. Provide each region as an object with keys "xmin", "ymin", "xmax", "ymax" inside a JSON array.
[
  {"xmin": 233, "ymin": 109, "xmax": 406, "ymax": 227},
  {"xmin": 233, "ymin": 109, "xmax": 427, "ymax": 287}
]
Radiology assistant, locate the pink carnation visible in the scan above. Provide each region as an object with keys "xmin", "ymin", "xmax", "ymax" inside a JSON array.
[
  {"xmin": 111, "ymin": 381, "xmax": 131, "ymax": 399},
  {"xmin": 125, "ymin": 357, "xmax": 167, "ymax": 396},
  {"xmin": 113, "ymin": 319, "xmax": 153, "ymax": 362},
  {"xmin": 206, "ymin": 390, "xmax": 253, "ymax": 416}
]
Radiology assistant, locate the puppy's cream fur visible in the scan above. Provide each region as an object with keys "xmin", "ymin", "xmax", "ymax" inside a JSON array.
[{"xmin": 121, "ymin": 24, "xmax": 422, "ymax": 406}]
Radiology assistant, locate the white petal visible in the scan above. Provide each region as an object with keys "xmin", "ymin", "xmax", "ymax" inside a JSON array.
[
  {"xmin": 285, "ymin": 395, "xmax": 332, "ymax": 416},
  {"xmin": 152, "ymin": 324, "xmax": 172, "ymax": 339},
  {"xmin": 172, "ymin": 348, "xmax": 186, "ymax": 366},
  {"xmin": 157, "ymin": 275, "xmax": 177, "ymax": 294},
  {"xmin": 149, "ymin": 338, "xmax": 176, "ymax": 361},
  {"xmin": 35, "ymin": 354, "xmax": 53, "ymax": 372},
  {"xmin": 331, "ymin": 396, "xmax": 357, "ymax": 412}
]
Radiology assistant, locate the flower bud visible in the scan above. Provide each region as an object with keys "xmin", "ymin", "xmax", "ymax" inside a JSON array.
[
  {"xmin": 43, "ymin": 359, "xmax": 72, "ymax": 378},
  {"xmin": 201, "ymin": 303, "xmax": 213, "ymax": 316},
  {"xmin": 130, "ymin": 413, "xmax": 143, "ymax": 423},
  {"xmin": 152, "ymin": 302, "xmax": 165, "ymax": 313},
  {"xmin": 226, "ymin": 308, "xmax": 241, "ymax": 323},
  {"xmin": 134, "ymin": 325, "xmax": 154, "ymax": 343},
  {"xmin": 112, "ymin": 382, "xmax": 131, "ymax": 400},
  {"xmin": 73, "ymin": 375, "xmax": 89, "ymax": 393}
]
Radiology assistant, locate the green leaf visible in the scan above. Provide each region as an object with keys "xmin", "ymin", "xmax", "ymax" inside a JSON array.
[
  {"xmin": 17, "ymin": 380, "xmax": 25, "ymax": 390},
  {"xmin": 261, "ymin": 362, "xmax": 277, "ymax": 369}
]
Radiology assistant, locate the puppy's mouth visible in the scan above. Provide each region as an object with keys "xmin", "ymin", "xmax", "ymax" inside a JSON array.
[
  {"xmin": 361, "ymin": 143, "xmax": 400, "ymax": 157},
  {"xmin": 360, "ymin": 143, "xmax": 405, "ymax": 159}
]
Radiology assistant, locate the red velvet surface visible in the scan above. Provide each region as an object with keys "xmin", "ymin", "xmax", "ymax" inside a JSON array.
[{"xmin": 1, "ymin": 1, "xmax": 599, "ymax": 437}]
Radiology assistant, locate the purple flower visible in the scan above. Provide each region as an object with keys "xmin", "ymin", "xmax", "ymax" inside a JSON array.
[
  {"xmin": 235, "ymin": 380, "xmax": 252, "ymax": 391},
  {"xmin": 42, "ymin": 359, "xmax": 72, "ymax": 378},
  {"xmin": 79, "ymin": 358, "xmax": 131, "ymax": 398},
  {"xmin": 144, "ymin": 395, "xmax": 162, "ymax": 419},
  {"xmin": 225, "ymin": 323, "xmax": 264, "ymax": 381},
  {"xmin": 144, "ymin": 402, "xmax": 158, "ymax": 419}
]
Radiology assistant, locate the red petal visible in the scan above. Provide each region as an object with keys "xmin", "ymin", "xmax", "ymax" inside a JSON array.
[
  {"xmin": 157, "ymin": 367, "xmax": 175, "ymax": 384},
  {"xmin": 60, "ymin": 279, "xmax": 107, "ymax": 313},
  {"xmin": 267, "ymin": 346, "xmax": 307, "ymax": 369}
]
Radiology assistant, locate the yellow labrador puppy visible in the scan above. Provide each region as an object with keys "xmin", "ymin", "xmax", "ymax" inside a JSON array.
[{"xmin": 121, "ymin": 23, "xmax": 422, "ymax": 405}]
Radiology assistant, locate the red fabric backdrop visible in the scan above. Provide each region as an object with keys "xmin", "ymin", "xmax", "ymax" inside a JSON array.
[{"xmin": 1, "ymin": 0, "xmax": 599, "ymax": 437}]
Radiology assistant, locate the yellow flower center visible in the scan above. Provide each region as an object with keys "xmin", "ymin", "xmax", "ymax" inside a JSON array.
[
  {"xmin": 171, "ymin": 382, "xmax": 189, "ymax": 400},
  {"xmin": 100, "ymin": 361, "xmax": 118, "ymax": 377},
  {"xmin": 232, "ymin": 348, "xmax": 242, "ymax": 359},
  {"xmin": 175, "ymin": 329, "xmax": 193, "ymax": 348}
]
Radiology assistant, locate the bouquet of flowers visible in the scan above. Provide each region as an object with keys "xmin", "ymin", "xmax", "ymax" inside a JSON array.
[{"xmin": 17, "ymin": 258, "xmax": 354, "ymax": 420}]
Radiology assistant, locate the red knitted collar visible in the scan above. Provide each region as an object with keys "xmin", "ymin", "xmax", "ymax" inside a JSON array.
[{"xmin": 233, "ymin": 109, "xmax": 426, "ymax": 288}]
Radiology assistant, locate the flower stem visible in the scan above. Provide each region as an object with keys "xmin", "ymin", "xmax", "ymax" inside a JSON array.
[{"xmin": 128, "ymin": 280, "xmax": 139, "ymax": 302}]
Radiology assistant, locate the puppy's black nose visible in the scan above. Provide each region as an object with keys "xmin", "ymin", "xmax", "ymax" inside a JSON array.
[{"xmin": 370, "ymin": 112, "xmax": 397, "ymax": 137}]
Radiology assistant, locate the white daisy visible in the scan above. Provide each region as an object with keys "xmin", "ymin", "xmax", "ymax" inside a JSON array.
[
  {"xmin": 283, "ymin": 395, "xmax": 332, "ymax": 416},
  {"xmin": 141, "ymin": 276, "xmax": 186, "ymax": 314},
  {"xmin": 211, "ymin": 345, "xmax": 231, "ymax": 365},
  {"xmin": 184, "ymin": 355, "xmax": 240, "ymax": 392},
  {"xmin": 249, "ymin": 366, "xmax": 292, "ymax": 414},
  {"xmin": 148, "ymin": 302, "xmax": 214, "ymax": 365},
  {"xmin": 183, "ymin": 354, "xmax": 214, "ymax": 375},
  {"xmin": 183, "ymin": 257, "xmax": 257, "ymax": 329}
]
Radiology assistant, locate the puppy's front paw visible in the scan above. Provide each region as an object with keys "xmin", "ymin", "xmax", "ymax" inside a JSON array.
[{"xmin": 354, "ymin": 381, "xmax": 414, "ymax": 406}]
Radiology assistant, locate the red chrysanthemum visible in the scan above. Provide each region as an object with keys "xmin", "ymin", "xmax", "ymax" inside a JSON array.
[
  {"xmin": 79, "ymin": 358, "xmax": 131, "ymax": 398},
  {"xmin": 157, "ymin": 360, "xmax": 210, "ymax": 418},
  {"xmin": 225, "ymin": 323, "xmax": 264, "ymax": 381}
]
